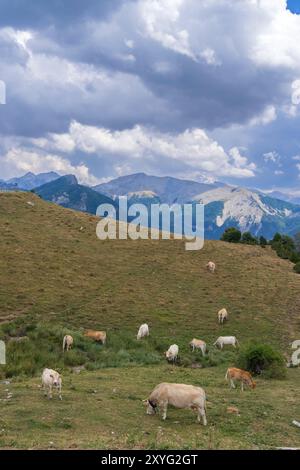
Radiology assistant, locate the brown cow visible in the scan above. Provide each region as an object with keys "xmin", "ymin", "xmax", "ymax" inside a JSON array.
[
  {"xmin": 84, "ymin": 330, "xmax": 106, "ymax": 344},
  {"xmin": 225, "ymin": 367, "xmax": 256, "ymax": 391}
]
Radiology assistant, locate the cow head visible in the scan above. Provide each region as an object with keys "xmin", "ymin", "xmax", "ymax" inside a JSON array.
[{"xmin": 142, "ymin": 399, "xmax": 157, "ymax": 414}]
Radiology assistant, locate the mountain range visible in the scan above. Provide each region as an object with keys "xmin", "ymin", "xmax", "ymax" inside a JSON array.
[
  {"xmin": 1, "ymin": 171, "xmax": 300, "ymax": 239},
  {"xmin": 5, "ymin": 171, "xmax": 61, "ymax": 190},
  {"xmin": 33, "ymin": 174, "xmax": 114, "ymax": 214}
]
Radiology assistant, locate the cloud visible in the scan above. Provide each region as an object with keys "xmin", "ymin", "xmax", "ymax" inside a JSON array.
[
  {"xmin": 138, "ymin": 0, "xmax": 197, "ymax": 61},
  {"xmin": 2, "ymin": 147, "xmax": 100, "ymax": 185},
  {"xmin": 263, "ymin": 151, "xmax": 281, "ymax": 164},
  {"xmin": 28, "ymin": 120, "xmax": 256, "ymax": 179},
  {"xmin": 249, "ymin": 105, "xmax": 277, "ymax": 126},
  {"xmin": 0, "ymin": 0, "xmax": 300, "ymax": 189}
]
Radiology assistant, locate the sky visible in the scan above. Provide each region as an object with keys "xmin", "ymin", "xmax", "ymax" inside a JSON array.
[{"xmin": 1, "ymin": 0, "xmax": 300, "ymax": 196}]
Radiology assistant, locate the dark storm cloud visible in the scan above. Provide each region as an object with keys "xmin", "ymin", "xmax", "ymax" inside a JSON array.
[
  {"xmin": 0, "ymin": 0, "xmax": 129, "ymax": 29},
  {"xmin": 1, "ymin": 0, "xmax": 300, "ymax": 189}
]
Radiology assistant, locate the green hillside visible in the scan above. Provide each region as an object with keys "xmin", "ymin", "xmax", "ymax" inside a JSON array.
[
  {"xmin": 0, "ymin": 192, "xmax": 300, "ymax": 449},
  {"xmin": 1, "ymin": 191, "xmax": 299, "ymax": 343}
]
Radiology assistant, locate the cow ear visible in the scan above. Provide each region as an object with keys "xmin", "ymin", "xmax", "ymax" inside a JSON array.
[{"xmin": 142, "ymin": 399, "xmax": 148, "ymax": 405}]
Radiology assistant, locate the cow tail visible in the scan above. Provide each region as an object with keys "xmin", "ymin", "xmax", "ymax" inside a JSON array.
[{"xmin": 225, "ymin": 368, "xmax": 229, "ymax": 380}]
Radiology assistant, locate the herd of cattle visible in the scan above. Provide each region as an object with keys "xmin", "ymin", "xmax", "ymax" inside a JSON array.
[{"xmin": 41, "ymin": 260, "xmax": 256, "ymax": 425}]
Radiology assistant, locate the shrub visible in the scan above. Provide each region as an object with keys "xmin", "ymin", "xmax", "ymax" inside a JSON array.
[
  {"xmin": 293, "ymin": 262, "xmax": 300, "ymax": 274},
  {"xmin": 221, "ymin": 227, "xmax": 241, "ymax": 243},
  {"xmin": 241, "ymin": 232, "xmax": 258, "ymax": 245},
  {"xmin": 237, "ymin": 342, "xmax": 286, "ymax": 379},
  {"xmin": 259, "ymin": 236, "xmax": 267, "ymax": 247}
]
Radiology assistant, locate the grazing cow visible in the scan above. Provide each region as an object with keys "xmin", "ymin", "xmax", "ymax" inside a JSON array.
[
  {"xmin": 218, "ymin": 308, "xmax": 228, "ymax": 324},
  {"xmin": 42, "ymin": 368, "xmax": 62, "ymax": 400},
  {"xmin": 214, "ymin": 336, "xmax": 238, "ymax": 349},
  {"xmin": 137, "ymin": 323, "xmax": 149, "ymax": 340},
  {"xmin": 225, "ymin": 367, "xmax": 256, "ymax": 391},
  {"xmin": 143, "ymin": 382, "xmax": 207, "ymax": 425},
  {"xmin": 189, "ymin": 338, "xmax": 206, "ymax": 356},
  {"xmin": 62, "ymin": 334, "xmax": 73, "ymax": 352},
  {"xmin": 206, "ymin": 261, "xmax": 216, "ymax": 273},
  {"xmin": 84, "ymin": 330, "xmax": 106, "ymax": 344},
  {"xmin": 165, "ymin": 344, "xmax": 179, "ymax": 363}
]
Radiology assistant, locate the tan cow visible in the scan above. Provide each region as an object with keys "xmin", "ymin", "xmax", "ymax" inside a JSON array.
[
  {"xmin": 42, "ymin": 368, "xmax": 62, "ymax": 400},
  {"xmin": 143, "ymin": 382, "xmax": 207, "ymax": 425},
  {"xmin": 137, "ymin": 323, "xmax": 149, "ymax": 340},
  {"xmin": 84, "ymin": 329, "xmax": 106, "ymax": 344},
  {"xmin": 62, "ymin": 334, "xmax": 73, "ymax": 352},
  {"xmin": 206, "ymin": 261, "xmax": 216, "ymax": 273},
  {"xmin": 189, "ymin": 338, "xmax": 206, "ymax": 356},
  {"xmin": 218, "ymin": 308, "xmax": 228, "ymax": 324},
  {"xmin": 214, "ymin": 336, "xmax": 238, "ymax": 349},
  {"xmin": 225, "ymin": 367, "xmax": 256, "ymax": 391}
]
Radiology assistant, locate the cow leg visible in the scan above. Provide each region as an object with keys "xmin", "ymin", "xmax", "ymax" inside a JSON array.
[
  {"xmin": 241, "ymin": 382, "xmax": 244, "ymax": 392},
  {"xmin": 161, "ymin": 403, "xmax": 168, "ymax": 420},
  {"xmin": 230, "ymin": 379, "xmax": 235, "ymax": 389},
  {"xmin": 196, "ymin": 406, "xmax": 207, "ymax": 425},
  {"xmin": 58, "ymin": 384, "xmax": 62, "ymax": 400},
  {"xmin": 48, "ymin": 385, "xmax": 53, "ymax": 399}
]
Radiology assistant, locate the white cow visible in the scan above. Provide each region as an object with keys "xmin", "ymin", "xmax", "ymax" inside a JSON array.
[
  {"xmin": 218, "ymin": 308, "xmax": 228, "ymax": 324},
  {"xmin": 189, "ymin": 338, "xmax": 206, "ymax": 356},
  {"xmin": 214, "ymin": 336, "xmax": 238, "ymax": 349},
  {"xmin": 143, "ymin": 382, "xmax": 207, "ymax": 425},
  {"xmin": 165, "ymin": 344, "xmax": 179, "ymax": 362},
  {"xmin": 63, "ymin": 334, "xmax": 73, "ymax": 352},
  {"xmin": 137, "ymin": 323, "xmax": 149, "ymax": 340},
  {"xmin": 42, "ymin": 368, "xmax": 62, "ymax": 400},
  {"xmin": 206, "ymin": 261, "xmax": 216, "ymax": 273}
]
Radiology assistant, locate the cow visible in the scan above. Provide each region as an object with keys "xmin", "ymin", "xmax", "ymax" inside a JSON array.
[
  {"xmin": 165, "ymin": 344, "xmax": 179, "ymax": 363},
  {"xmin": 62, "ymin": 334, "xmax": 73, "ymax": 352},
  {"xmin": 189, "ymin": 338, "xmax": 206, "ymax": 356},
  {"xmin": 218, "ymin": 308, "xmax": 228, "ymax": 324},
  {"xmin": 42, "ymin": 368, "xmax": 62, "ymax": 400},
  {"xmin": 137, "ymin": 323, "xmax": 149, "ymax": 340},
  {"xmin": 214, "ymin": 336, "xmax": 238, "ymax": 349},
  {"xmin": 143, "ymin": 382, "xmax": 207, "ymax": 425},
  {"xmin": 84, "ymin": 330, "xmax": 106, "ymax": 344},
  {"xmin": 225, "ymin": 367, "xmax": 256, "ymax": 391},
  {"xmin": 206, "ymin": 261, "xmax": 216, "ymax": 273}
]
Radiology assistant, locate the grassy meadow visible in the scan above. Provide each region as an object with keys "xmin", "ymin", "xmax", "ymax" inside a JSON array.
[{"xmin": 0, "ymin": 192, "xmax": 300, "ymax": 449}]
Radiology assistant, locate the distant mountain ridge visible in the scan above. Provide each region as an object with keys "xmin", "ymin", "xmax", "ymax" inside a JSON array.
[
  {"xmin": 94, "ymin": 172, "xmax": 223, "ymax": 204},
  {"xmin": 7, "ymin": 171, "xmax": 60, "ymax": 190},
  {"xmin": 2, "ymin": 170, "xmax": 300, "ymax": 239},
  {"xmin": 94, "ymin": 172, "xmax": 300, "ymax": 238},
  {"xmin": 34, "ymin": 174, "xmax": 115, "ymax": 214}
]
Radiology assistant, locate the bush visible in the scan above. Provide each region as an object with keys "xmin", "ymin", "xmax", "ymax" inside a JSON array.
[
  {"xmin": 241, "ymin": 232, "xmax": 258, "ymax": 245},
  {"xmin": 294, "ymin": 262, "xmax": 300, "ymax": 274},
  {"xmin": 221, "ymin": 227, "xmax": 241, "ymax": 243},
  {"xmin": 237, "ymin": 342, "xmax": 286, "ymax": 379},
  {"xmin": 259, "ymin": 236, "xmax": 267, "ymax": 247}
]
